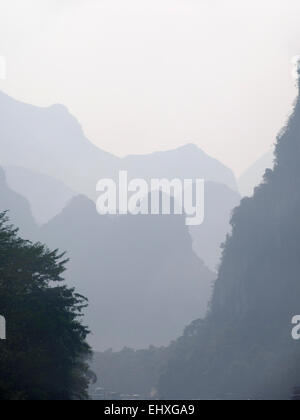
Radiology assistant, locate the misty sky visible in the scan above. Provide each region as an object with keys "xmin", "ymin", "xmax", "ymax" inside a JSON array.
[{"xmin": 0, "ymin": 0, "xmax": 300, "ymax": 175}]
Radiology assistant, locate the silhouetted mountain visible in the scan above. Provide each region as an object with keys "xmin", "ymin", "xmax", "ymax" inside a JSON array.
[
  {"xmin": 39, "ymin": 195, "xmax": 215, "ymax": 350},
  {"xmin": 0, "ymin": 90, "xmax": 240, "ymax": 272},
  {"xmin": 158, "ymin": 71, "xmax": 300, "ymax": 400},
  {"xmin": 4, "ymin": 166, "xmax": 76, "ymax": 225},
  {"xmin": 0, "ymin": 167, "xmax": 37, "ymax": 239},
  {"xmin": 0, "ymin": 91, "xmax": 119, "ymax": 199},
  {"xmin": 0, "ymin": 89, "xmax": 241, "ymax": 283},
  {"xmin": 121, "ymin": 144, "xmax": 238, "ymax": 192},
  {"xmin": 238, "ymin": 149, "xmax": 274, "ymax": 197},
  {"xmin": 0, "ymin": 91, "xmax": 238, "ymax": 200}
]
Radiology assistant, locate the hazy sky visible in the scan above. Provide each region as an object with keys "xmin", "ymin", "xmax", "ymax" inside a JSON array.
[{"xmin": 0, "ymin": 0, "xmax": 300, "ymax": 175}]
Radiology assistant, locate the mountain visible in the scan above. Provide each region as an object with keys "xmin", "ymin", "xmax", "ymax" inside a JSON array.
[
  {"xmin": 0, "ymin": 90, "xmax": 240, "ymax": 271},
  {"xmin": 238, "ymin": 149, "xmax": 274, "ymax": 197},
  {"xmin": 0, "ymin": 167, "xmax": 37, "ymax": 239},
  {"xmin": 158, "ymin": 72, "xmax": 300, "ymax": 400},
  {"xmin": 0, "ymin": 91, "xmax": 238, "ymax": 200},
  {"xmin": 121, "ymin": 144, "xmax": 238, "ymax": 192},
  {"xmin": 4, "ymin": 166, "xmax": 76, "ymax": 225},
  {"xmin": 0, "ymin": 91, "xmax": 119, "ymax": 199},
  {"xmin": 39, "ymin": 195, "xmax": 215, "ymax": 351}
]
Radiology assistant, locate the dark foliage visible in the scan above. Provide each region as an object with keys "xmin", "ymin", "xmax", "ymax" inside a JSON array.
[{"xmin": 0, "ymin": 213, "xmax": 92, "ymax": 400}]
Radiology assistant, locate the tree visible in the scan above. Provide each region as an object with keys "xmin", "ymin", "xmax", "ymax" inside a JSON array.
[{"xmin": 0, "ymin": 212, "xmax": 92, "ymax": 400}]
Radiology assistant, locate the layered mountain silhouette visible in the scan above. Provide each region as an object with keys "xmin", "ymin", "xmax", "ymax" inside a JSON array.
[
  {"xmin": 159, "ymin": 71, "xmax": 300, "ymax": 400},
  {"xmin": 0, "ymin": 91, "xmax": 119, "ymax": 199},
  {"xmin": 39, "ymin": 194, "xmax": 215, "ymax": 350},
  {"xmin": 0, "ymin": 90, "xmax": 239, "ymax": 271},
  {"xmin": 0, "ymin": 167, "xmax": 37, "ymax": 239},
  {"xmin": 121, "ymin": 144, "xmax": 237, "ymax": 192},
  {"xmin": 0, "ymin": 91, "xmax": 237, "ymax": 199},
  {"xmin": 4, "ymin": 166, "xmax": 76, "ymax": 225},
  {"xmin": 0, "ymin": 89, "xmax": 241, "ymax": 351}
]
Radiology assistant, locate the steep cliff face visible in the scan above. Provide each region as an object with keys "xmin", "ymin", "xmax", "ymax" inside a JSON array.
[
  {"xmin": 213, "ymin": 71, "xmax": 300, "ymax": 321},
  {"xmin": 159, "ymin": 67, "xmax": 300, "ymax": 400}
]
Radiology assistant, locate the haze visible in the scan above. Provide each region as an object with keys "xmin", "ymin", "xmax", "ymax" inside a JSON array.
[{"xmin": 0, "ymin": 0, "xmax": 300, "ymax": 175}]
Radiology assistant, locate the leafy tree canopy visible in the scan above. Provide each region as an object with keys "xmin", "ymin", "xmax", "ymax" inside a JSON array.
[{"xmin": 0, "ymin": 212, "xmax": 92, "ymax": 400}]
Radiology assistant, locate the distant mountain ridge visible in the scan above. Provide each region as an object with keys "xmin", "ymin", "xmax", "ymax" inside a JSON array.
[
  {"xmin": 0, "ymin": 90, "xmax": 240, "ymax": 273},
  {"xmin": 121, "ymin": 143, "xmax": 237, "ymax": 192},
  {"xmin": 0, "ymin": 91, "xmax": 119, "ymax": 199},
  {"xmin": 0, "ymin": 90, "xmax": 238, "ymax": 200}
]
